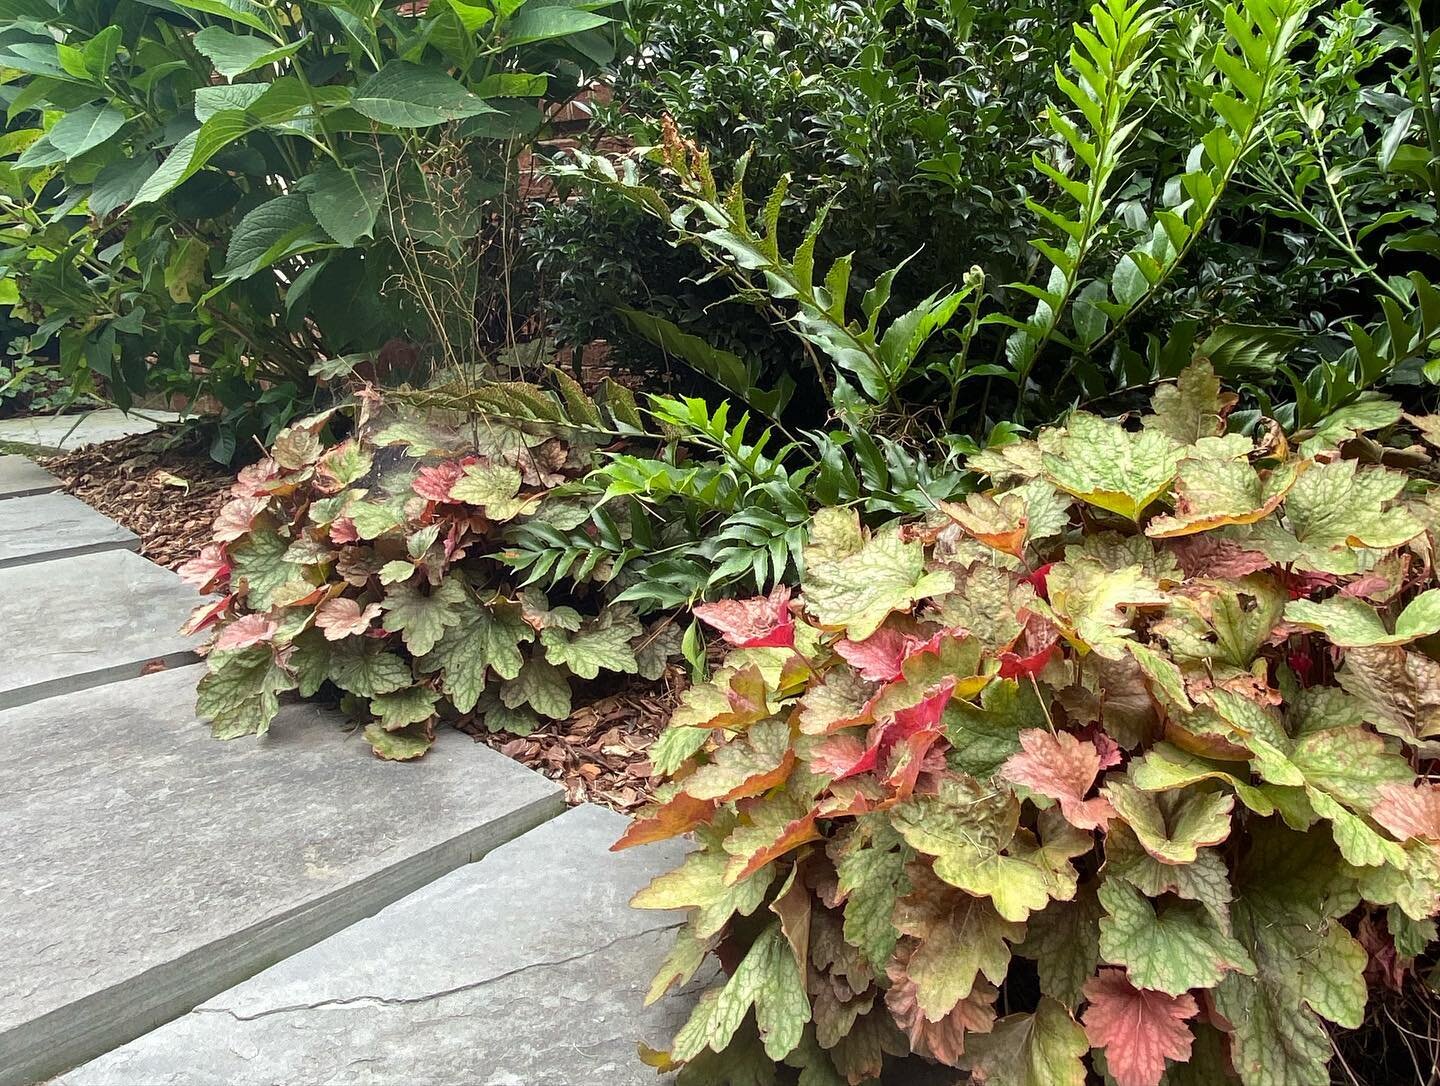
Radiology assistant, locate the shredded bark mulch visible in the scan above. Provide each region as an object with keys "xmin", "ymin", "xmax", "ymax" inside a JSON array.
[
  {"xmin": 41, "ymin": 432, "xmax": 232, "ymax": 570},
  {"xmin": 467, "ymin": 677, "xmax": 683, "ymax": 813}
]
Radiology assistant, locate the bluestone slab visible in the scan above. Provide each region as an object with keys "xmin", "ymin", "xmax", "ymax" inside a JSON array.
[
  {"xmin": 0, "ymin": 548, "xmax": 201, "ymax": 708},
  {"xmin": 0, "ymin": 408, "xmax": 183, "ymax": 452},
  {"xmin": 0, "ymin": 455, "xmax": 59, "ymax": 500},
  {"xmin": 60, "ymin": 804, "xmax": 701, "ymax": 1086},
  {"xmin": 1, "ymin": 665, "xmax": 564, "ymax": 1086},
  {"xmin": 0, "ymin": 491, "xmax": 137, "ymax": 569}
]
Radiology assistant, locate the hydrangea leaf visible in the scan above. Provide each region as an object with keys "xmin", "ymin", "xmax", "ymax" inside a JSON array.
[
  {"xmin": 943, "ymin": 678, "xmax": 1039, "ymax": 777},
  {"xmin": 197, "ymin": 646, "xmax": 296, "ymax": 738},
  {"xmin": 802, "ymin": 521, "xmax": 954, "ymax": 639},
  {"xmin": 369, "ymin": 685, "xmax": 439, "ymax": 730},
  {"xmin": 1142, "ymin": 359, "xmax": 1232, "ymax": 442},
  {"xmin": 1103, "ymin": 780, "xmax": 1234, "ymax": 864},
  {"xmin": 499, "ymin": 655, "xmax": 571, "ymax": 720},
  {"xmin": 1145, "ymin": 458, "xmax": 1302, "ymax": 538},
  {"xmin": 1284, "ymin": 589, "xmax": 1440, "ymax": 648},
  {"xmin": 682, "ymin": 719, "xmax": 795, "ymax": 803},
  {"xmin": 230, "ymin": 528, "xmax": 306, "ymax": 610},
  {"xmin": 1337, "ymin": 645, "xmax": 1440, "ymax": 752},
  {"xmin": 632, "ymin": 845, "xmax": 774, "ymax": 939},
  {"xmin": 1081, "ymin": 967, "xmax": 1198, "ymax": 1086},
  {"xmin": 1045, "ymin": 558, "xmax": 1168, "ymax": 658},
  {"xmin": 380, "ymin": 576, "xmax": 467, "ymax": 656},
  {"xmin": 959, "ymin": 997, "xmax": 1088, "ymax": 1086},
  {"xmin": 1040, "ymin": 413, "xmax": 1184, "ymax": 521},
  {"xmin": 326, "ymin": 638, "xmax": 413, "ymax": 697},
  {"xmin": 830, "ymin": 819, "xmax": 911, "ymax": 971},
  {"xmin": 1015, "ymin": 883, "xmax": 1103, "ymax": 1009},
  {"xmin": 1000, "ymin": 729, "xmax": 1113, "ymax": 830},
  {"xmin": 540, "ymin": 608, "xmax": 643, "ymax": 679},
  {"xmin": 1104, "ymin": 824, "xmax": 1232, "ymax": 932},
  {"xmin": 362, "ymin": 721, "xmax": 432, "ymax": 760},
  {"xmin": 1242, "ymin": 459, "xmax": 1422, "ymax": 574},
  {"xmin": 671, "ymin": 921, "xmax": 809, "ymax": 1062},
  {"xmin": 1097, "ymin": 879, "xmax": 1256, "ymax": 996},
  {"xmin": 892, "ymin": 863, "xmax": 1024, "ymax": 1019}
]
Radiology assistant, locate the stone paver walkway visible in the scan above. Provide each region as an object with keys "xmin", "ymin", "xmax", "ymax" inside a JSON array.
[
  {"xmin": 0, "ymin": 408, "xmax": 185, "ymax": 453},
  {"xmin": 0, "ymin": 454, "xmax": 689, "ymax": 1086}
]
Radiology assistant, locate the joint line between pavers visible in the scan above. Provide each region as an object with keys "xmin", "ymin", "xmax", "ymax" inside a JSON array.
[{"xmin": 0, "ymin": 537, "xmax": 141, "ymax": 571}]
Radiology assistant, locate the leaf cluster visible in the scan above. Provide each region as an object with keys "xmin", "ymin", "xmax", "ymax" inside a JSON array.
[{"xmin": 626, "ymin": 359, "xmax": 1440, "ymax": 1086}]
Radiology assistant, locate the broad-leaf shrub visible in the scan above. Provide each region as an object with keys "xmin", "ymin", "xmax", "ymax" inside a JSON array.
[
  {"xmin": 625, "ymin": 360, "xmax": 1440, "ymax": 1086},
  {"xmin": 180, "ymin": 391, "xmax": 676, "ymax": 759}
]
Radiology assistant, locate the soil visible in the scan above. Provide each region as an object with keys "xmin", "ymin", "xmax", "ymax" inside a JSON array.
[{"xmin": 42, "ymin": 431, "xmax": 232, "ymax": 570}]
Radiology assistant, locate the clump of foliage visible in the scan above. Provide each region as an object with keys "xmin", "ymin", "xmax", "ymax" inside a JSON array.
[
  {"xmin": 555, "ymin": 0, "xmax": 1440, "ymax": 438},
  {"xmin": 624, "ymin": 359, "xmax": 1440, "ymax": 1086},
  {"xmin": 179, "ymin": 383, "xmax": 680, "ymax": 759},
  {"xmin": 0, "ymin": 0, "xmax": 618, "ymax": 457},
  {"xmin": 527, "ymin": 0, "xmax": 1072, "ymax": 367}
]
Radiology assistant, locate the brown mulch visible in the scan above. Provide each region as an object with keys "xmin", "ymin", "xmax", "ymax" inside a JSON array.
[
  {"xmin": 467, "ymin": 677, "xmax": 684, "ymax": 813},
  {"xmin": 42, "ymin": 432, "xmax": 232, "ymax": 570}
]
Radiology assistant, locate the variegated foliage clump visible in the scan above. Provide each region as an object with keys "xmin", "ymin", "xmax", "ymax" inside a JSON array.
[
  {"xmin": 624, "ymin": 361, "xmax": 1440, "ymax": 1086},
  {"xmin": 179, "ymin": 395, "xmax": 677, "ymax": 759}
]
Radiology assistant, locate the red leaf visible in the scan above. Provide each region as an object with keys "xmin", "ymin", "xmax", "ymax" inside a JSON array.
[
  {"xmin": 693, "ymin": 585, "xmax": 795, "ymax": 649},
  {"xmin": 999, "ymin": 729, "xmax": 1113, "ymax": 830},
  {"xmin": 231, "ymin": 458, "xmax": 282, "ymax": 497},
  {"xmin": 835, "ymin": 627, "xmax": 912, "ymax": 682},
  {"xmin": 828, "ymin": 680, "xmax": 957, "ymax": 783},
  {"xmin": 412, "ymin": 459, "xmax": 473, "ymax": 502},
  {"xmin": 1022, "ymin": 562, "xmax": 1055, "ymax": 601},
  {"xmin": 177, "ymin": 543, "xmax": 231, "ymax": 593},
  {"xmin": 330, "ymin": 516, "xmax": 360, "ymax": 544},
  {"xmin": 1168, "ymin": 536, "xmax": 1271, "ymax": 579},
  {"xmin": 998, "ymin": 612, "xmax": 1060, "ymax": 679},
  {"xmin": 1082, "ymin": 968, "xmax": 1198, "ymax": 1086},
  {"xmin": 611, "ymin": 791, "xmax": 716, "ymax": 851},
  {"xmin": 181, "ymin": 594, "xmax": 233, "ymax": 636}
]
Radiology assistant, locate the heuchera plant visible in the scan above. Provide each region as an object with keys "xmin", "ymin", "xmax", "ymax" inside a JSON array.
[
  {"xmin": 623, "ymin": 361, "xmax": 1440, "ymax": 1086},
  {"xmin": 178, "ymin": 392, "xmax": 676, "ymax": 759}
]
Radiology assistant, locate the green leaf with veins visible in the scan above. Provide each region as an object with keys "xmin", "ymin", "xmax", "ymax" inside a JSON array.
[
  {"xmin": 1039, "ymin": 412, "xmax": 1184, "ymax": 521},
  {"xmin": 831, "ymin": 819, "xmax": 911, "ymax": 971},
  {"xmin": 363, "ymin": 721, "xmax": 433, "ymax": 760},
  {"xmin": 380, "ymin": 576, "xmax": 467, "ymax": 656},
  {"xmin": 419, "ymin": 598, "xmax": 533, "ymax": 711},
  {"xmin": 1097, "ymin": 879, "xmax": 1255, "ymax": 996},
  {"xmin": 197, "ymin": 645, "xmax": 296, "ymax": 738},
  {"xmin": 959, "ymin": 997, "xmax": 1088, "ymax": 1086},
  {"xmin": 633, "ymin": 845, "xmax": 775, "ymax": 939},
  {"xmin": 540, "ymin": 608, "xmax": 643, "ymax": 679},
  {"xmin": 231, "ymin": 529, "xmax": 305, "ymax": 610},
  {"xmin": 1104, "ymin": 823, "xmax": 1233, "ymax": 931},
  {"xmin": 1103, "ymin": 779, "xmax": 1234, "ymax": 864},
  {"xmin": 327, "ymin": 638, "xmax": 413, "ymax": 697},
  {"xmin": 1284, "ymin": 589, "xmax": 1440, "ymax": 647},
  {"xmin": 802, "ymin": 522, "xmax": 953, "ymax": 639},
  {"xmin": 1015, "ymin": 883, "xmax": 1103, "ymax": 1009},
  {"xmin": 369, "ymin": 685, "xmax": 439, "ymax": 730},
  {"xmin": 943, "ymin": 678, "xmax": 1038, "ymax": 778},
  {"xmin": 499, "ymin": 655, "xmax": 571, "ymax": 720}
]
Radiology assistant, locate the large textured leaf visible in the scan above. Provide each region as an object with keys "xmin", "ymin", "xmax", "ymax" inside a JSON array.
[
  {"xmin": 802, "ymin": 519, "xmax": 953, "ymax": 639},
  {"xmin": 1142, "ymin": 360, "xmax": 1233, "ymax": 442},
  {"xmin": 540, "ymin": 608, "xmax": 643, "ymax": 679},
  {"xmin": 48, "ymin": 102, "xmax": 125, "ymax": 158},
  {"xmin": 1044, "ymin": 558, "xmax": 1168, "ymax": 658},
  {"xmin": 380, "ymin": 576, "xmax": 467, "ymax": 656},
  {"xmin": 1040, "ymin": 413, "xmax": 1183, "ymax": 521},
  {"xmin": 633, "ymin": 844, "xmax": 774, "ymax": 939},
  {"xmin": 1015, "ymin": 884, "xmax": 1103, "ymax": 1009},
  {"xmin": 1104, "ymin": 824, "xmax": 1232, "ymax": 931},
  {"xmin": 1337, "ymin": 645, "xmax": 1440, "ymax": 752},
  {"xmin": 352, "ymin": 61, "xmax": 497, "ymax": 127},
  {"xmin": 671, "ymin": 922, "xmax": 809, "ymax": 1062},
  {"xmin": 196, "ymin": 645, "xmax": 295, "ymax": 738},
  {"xmin": 220, "ymin": 193, "xmax": 332, "ymax": 284},
  {"xmin": 830, "ymin": 819, "xmax": 910, "ymax": 971},
  {"xmin": 193, "ymin": 26, "xmax": 309, "ymax": 79},
  {"xmin": 999, "ymin": 729, "xmax": 1113, "ymax": 829},
  {"xmin": 959, "ymin": 997, "xmax": 1088, "ymax": 1086},
  {"xmin": 419, "ymin": 598, "xmax": 533, "ymax": 712},
  {"xmin": 1097, "ymin": 879, "xmax": 1255, "ymax": 996},
  {"xmin": 1145, "ymin": 458, "xmax": 1302, "ymax": 538},
  {"xmin": 326, "ymin": 638, "xmax": 413, "ymax": 697},
  {"xmin": 1103, "ymin": 780, "xmax": 1234, "ymax": 864}
]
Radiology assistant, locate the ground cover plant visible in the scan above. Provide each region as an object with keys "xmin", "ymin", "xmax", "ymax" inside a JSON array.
[
  {"xmin": 180, "ymin": 381, "xmax": 685, "ymax": 759},
  {"xmin": 624, "ymin": 359, "xmax": 1440, "ymax": 1085},
  {"xmin": 548, "ymin": 0, "xmax": 1440, "ymax": 441},
  {"xmin": 0, "ymin": 0, "xmax": 618, "ymax": 457}
]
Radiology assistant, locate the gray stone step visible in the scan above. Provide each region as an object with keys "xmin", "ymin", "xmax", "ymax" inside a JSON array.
[
  {"xmin": 1, "ymin": 665, "xmax": 565, "ymax": 1086},
  {"xmin": 58, "ymin": 804, "xmax": 700, "ymax": 1086},
  {"xmin": 0, "ymin": 456, "xmax": 60, "ymax": 500},
  {"xmin": 0, "ymin": 408, "xmax": 184, "ymax": 453},
  {"xmin": 0, "ymin": 491, "xmax": 137, "ymax": 569},
  {"xmin": 0, "ymin": 548, "xmax": 201, "ymax": 709}
]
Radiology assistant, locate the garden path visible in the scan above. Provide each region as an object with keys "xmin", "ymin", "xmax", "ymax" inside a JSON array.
[{"xmin": 0, "ymin": 455, "xmax": 688, "ymax": 1086}]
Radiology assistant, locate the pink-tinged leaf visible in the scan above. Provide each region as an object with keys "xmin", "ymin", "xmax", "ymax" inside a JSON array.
[
  {"xmin": 181, "ymin": 594, "xmax": 233, "ymax": 636},
  {"xmin": 212, "ymin": 496, "xmax": 269, "ymax": 542},
  {"xmin": 886, "ymin": 947, "xmax": 998, "ymax": 1066},
  {"xmin": 612, "ymin": 791, "xmax": 717, "ymax": 851},
  {"xmin": 1000, "ymin": 729, "xmax": 1114, "ymax": 830},
  {"xmin": 693, "ymin": 585, "xmax": 795, "ymax": 648},
  {"xmin": 177, "ymin": 543, "xmax": 231, "ymax": 592},
  {"xmin": 315, "ymin": 597, "xmax": 383, "ymax": 641},
  {"xmin": 412, "ymin": 459, "xmax": 472, "ymax": 502},
  {"xmin": 232, "ymin": 457, "xmax": 282, "ymax": 497},
  {"xmin": 884, "ymin": 727, "xmax": 948, "ymax": 801},
  {"xmin": 1081, "ymin": 968, "xmax": 1198, "ymax": 1086},
  {"xmin": 1022, "ymin": 562, "xmax": 1055, "ymax": 601},
  {"xmin": 1081, "ymin": 726, "xmax": 1123, "ymax": 769},
  {"xmin": 214, "ymin": 613, "xmax": 278, "ymax": 651},
  {"xmin": 1168, "ymin": 536, "xmax": 1271, "ymax": 579},
  {"xmin": 809, "ymin": 733, "xmax": 870, "ymax": 778},
  {"xmin": 330, "ymin": 516, "xmax": 360, "ymax": 544},
  {"xmin": 1358, "ymin": 913, "xmax": 1408, "ymax": 992},
  {"xmin": 835, "ymin": 627, "xmax": 913, "ymax": 682},
  {"xmin": 830, "ymin": 680, "xmax": 957, "ymax": 783},
  {"xmin": 1374, "ymin": 780, "xmax": 1440, "ymax": 843}
]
